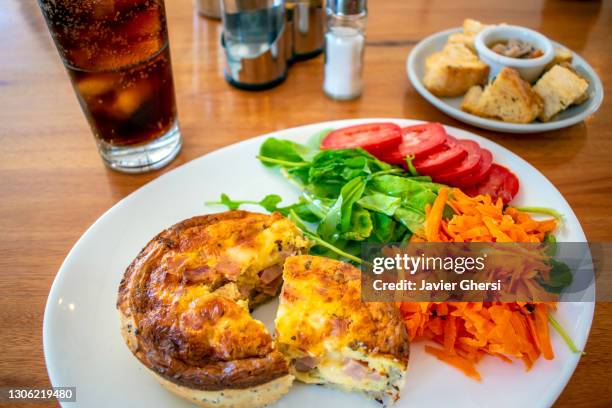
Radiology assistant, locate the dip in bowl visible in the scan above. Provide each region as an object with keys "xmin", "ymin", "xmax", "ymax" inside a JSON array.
[{"xmin": 475, "ymin": 25, "xmax": 554, "ymax": 83}]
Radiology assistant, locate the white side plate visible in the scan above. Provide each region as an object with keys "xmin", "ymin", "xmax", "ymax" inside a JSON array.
[{"xmin": 407, "ymin": 28, "xmax": 604, "ymax": 133}]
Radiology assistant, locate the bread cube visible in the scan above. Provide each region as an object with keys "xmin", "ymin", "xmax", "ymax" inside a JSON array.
[
  {"xmin": 534, "ymin": 64, "xmax": 589, "ymax": 121},
  {"xmin": 423, "ymin": 43, "xmax": 490, "ymax": 97},
  {"xmin": 462, "ymin": 67, "xmax": 543, "ymax": 123}
]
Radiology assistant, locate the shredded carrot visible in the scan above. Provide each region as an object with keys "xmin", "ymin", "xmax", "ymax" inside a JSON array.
[
  {"xmin": 534, "ymin": 304, "xmax": 555, "ymax": 360},
  {"xmin": 425, "ymin": 187, "xmax": 449, "ymax": 242},
  {"xmin": 400, "ymin": 188, "xmax": 559, "ymax": 380},
  {"xmin": 425, "ymin": 345, "xmax": 481, "ymax": 381}
]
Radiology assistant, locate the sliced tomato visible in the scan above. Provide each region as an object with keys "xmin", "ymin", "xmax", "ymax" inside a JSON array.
[
  {"xmin": 454, "ymin": 149, "xmax": 493, "ymax": 187},
  {"xmin": 376, "ymin": 148, "xmax": 405, "ymax": 165},
  {"xmin": 320, "ymin": 122, "xmax": 402, "ymax": 154},
  {"xmin": 413, "ymin": 136, "xmax": 467, "ymax": 174},
  {"xmin": 398, "ymin": 123, "xmax": 447, "ymax": 158},
  {"xmin": 431, "ymin": 140, "xmax": 482, "ymax": 183},
  {"xmin": 465, "ymin": 164, "xmax": 520, "ymax": 204}
]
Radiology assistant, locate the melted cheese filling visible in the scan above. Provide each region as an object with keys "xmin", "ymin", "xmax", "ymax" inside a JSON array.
[{"xmin": 292, "ymin": 349, "xmax": 405, "ymax": 397}]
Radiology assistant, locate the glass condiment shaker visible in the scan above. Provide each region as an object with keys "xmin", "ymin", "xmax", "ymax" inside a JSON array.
[{"xmin": 323, "ymin": 0, "xmax": 367, "ymax": 100}]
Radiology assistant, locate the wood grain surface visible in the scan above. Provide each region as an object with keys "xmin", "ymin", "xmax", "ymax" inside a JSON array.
[{"xmin": 0, "ymin": 0, "xmax": 610, "ymax": 407}]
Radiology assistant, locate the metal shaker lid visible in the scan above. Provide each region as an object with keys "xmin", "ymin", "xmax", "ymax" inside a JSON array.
[{"xmin": 327, "ymin": 0, "xmax": 366, "ymax": 16}]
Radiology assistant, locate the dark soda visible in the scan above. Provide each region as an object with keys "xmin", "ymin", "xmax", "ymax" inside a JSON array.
[{"xmin": 38, "ymin": 0, "xmax": 177, "ymax": 146}]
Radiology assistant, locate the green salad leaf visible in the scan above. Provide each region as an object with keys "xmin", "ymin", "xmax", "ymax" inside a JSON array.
[
  {"xmin": 357, "ymin": 193, "xmax": 401, "ymax": 216},
  {"xmin": 539, "ymin": 258, "xmax": 573, "ymax": 294},
  {"xmin": 258, "ymin": 138, "xmax": 317, "ymax": 167},
  {"xmin": 205, "ymin": 193, "xmax": 283, "ymax": 212},
  {"xmin": 206, "ymin": 135, "xmax": 447, "ymax": 263}
]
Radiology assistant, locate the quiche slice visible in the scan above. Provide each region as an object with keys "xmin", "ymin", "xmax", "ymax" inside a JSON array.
[
  {"xmin": 275, "ymin": 255, "xmax": 410, "ymax": 402},
  {"xmin": 117, "ymin": 211, "xmax": 309, "ymax": 408}
]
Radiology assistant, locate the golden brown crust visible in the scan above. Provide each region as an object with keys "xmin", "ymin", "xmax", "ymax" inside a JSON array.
[
  {"xmin": 154, "ymin": 371, "xmax": 294, "ymax": 408},
  {"xmin": 423, "ymin": 43, "xmax": 490, "ymax": 97},
  {"xmin": 463, "ymin": 67, "xmax": 543, "ymax": 123},
  {"xmin": 276, "ymin": 255, "xmax": 410, "ymax": 366},
  {"xmin": 117, "ymin": 211, "xmax": 308, "ymax": 391}
]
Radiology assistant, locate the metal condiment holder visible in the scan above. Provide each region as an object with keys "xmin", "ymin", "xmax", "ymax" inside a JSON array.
[
  {"xmin": 286, "ymin": 0, "xmax": 324, "ymax": 62},
  {"xmin": 219, "ymin": 0, "xmax": 324, "ymax": 90},
  {"xmin": 220, "ymin": 29, "xmax": 289, "ymax": 90}
]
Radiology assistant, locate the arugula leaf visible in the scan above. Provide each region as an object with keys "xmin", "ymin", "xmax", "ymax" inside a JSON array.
[
  {"xmin": 258, "ymin": 138, "xmax": 317, "ymax": 167},
  {"xmin": 307, "ymin": 149, "xmax": 391, "ymax": 189},
  {"xmin": 548, "ymin": 313, "xmax": 584, "ymax": 355},
  {"xmin": 206, "ymin": 193, "xmax": 322, "ymax": 223},
  {"xmin": 513, "ymin": 206, "xmax": 565, "ymax": 229},
  {"xmin": 408, "ymin": 175, "xmax": 433, "ymax": 182},
  {"xmin": 544, "ymin": 233, "xmax": 557, "ymax": 257},
  {"xmin": 357, "ymin": 193, "xmax": 401, "ymax": 216},
  {"xmin": 342, "ymin": 206, "xmax": 373, "ymax": 241},
  {"xmin": 227, "ymin": 132, "xmax": 449, "ymax": 262},
  {"xmin": 286, "ymin": 198, "xmax": 323, "ymax": 222},
  {"xmin": 405, "ymin": 155, "xmax": 419, "ymax": 176},
  {"xmin": 513, "ymin": 206, "xmax": 564, "ymax": 220},
  {"xmin": 318, "ymin": 177, "xmax": 366, "ymax": 240},
  {"xmin": 402, "ymin": 189, "xmax": 437, "ymax": 213},
  {"xmin": 301, "ymin": 193, "xmax": 332, "ymax": 218},
  {"xmin": 393, "ymin": 207, "xmax": 426, "ymax": 233},
  {"xmin": 370, "ymin": 175, "xmax": 428, "ymax": 196},
  {"xmin": 259, "ymin": 195, "xmax": 283, "ymax": 212},
  {"xmin": 205, "ymin": 193, "xmax": 283, "ymax": 212},
  {"xmin": 371, "ymin": 212, "xmax": 406, "ymax": 243},
  {"xmin": 305, "ymin": 232, "xmax": 364, "ymax": 264},
  {"xmin": 218, "ymin": 193, "xmax": 241, "ymax": 210},
  {"xmin": 539, "ymin": 259, "xmax": 573, "ymax": 293},
  {"xmin": 339, "ymin": 178, "xmax": 367, "ymax": 232}
]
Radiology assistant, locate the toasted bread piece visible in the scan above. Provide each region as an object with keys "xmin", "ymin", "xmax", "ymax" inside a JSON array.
[
  {"xmin": 423, "ymin": 43, "xmax": 489, "ymax": 97},
  {"xmin": 557, "ymin": 62, "xmax": 590, "ymax": 104},
  {"xmin": 464, "ymin": 67, "xmax": 543, "ymax": 123},
  {"xmin": 275, "ymin": 256, "xmax": 410, "ymax": 403},
  {"xmin": 447, "ymin": 19, "xmax": 495, "ymax": 51},
  {"xmin": 463, "ymin": 18, "xmax": 491, "ymax": 36},
  {"xmin": 533, "ymin": 64, "xmax": 589, "ymax": 121},
  {"xmin": 461, "ymin": 85, "xmax": 484, "ymax": 114},
  {"xmin": 447, "ymin": 32, "xmax": 477, "ymax": 52},
  {"xmin": 447, "ymin": 19, "xmax": 502, "ymax": 52},
  {"xmin": 544, "ymin": 46, "xmax": 573, "ymax": 71}
]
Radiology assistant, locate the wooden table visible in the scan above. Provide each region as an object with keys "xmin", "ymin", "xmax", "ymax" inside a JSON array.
[{"xmin": 0, "ymin": 0, "xmax": 610, "ymax": 407}]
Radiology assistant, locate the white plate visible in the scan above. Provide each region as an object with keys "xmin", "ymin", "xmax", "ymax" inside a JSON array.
[
  {"xmin": 407, "ymin": 28, "xmax": 604, "ymax": 133},
  {"xmin": 44, "ymin": 119, "xmax": 594, "ymax": 408}
]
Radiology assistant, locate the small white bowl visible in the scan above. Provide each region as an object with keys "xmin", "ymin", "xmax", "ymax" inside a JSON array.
[{"xmin": 475, "ymin": 25, "xmax": 554, "ymax": 83}]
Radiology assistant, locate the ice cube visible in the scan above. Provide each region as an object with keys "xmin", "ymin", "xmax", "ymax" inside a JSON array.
[
  {"xmin": 119, "ymin": 8, "xmax": 162, "ymax": 41},
  {"xmin": 121, "ymin": 37, "xmax": 164, "ymax": 66},
  {"xmin": 76, "ymin": 74, "xmax": 118, "ymax": 98},
  {"xmin": 108, "ymin": 81, "xmax": 152, "ymax": 120}
]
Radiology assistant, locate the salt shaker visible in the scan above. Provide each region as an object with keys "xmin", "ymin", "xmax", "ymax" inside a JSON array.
[{"xmin": 323, "ymin": 0, "xmax": 367, "ymax": 100}]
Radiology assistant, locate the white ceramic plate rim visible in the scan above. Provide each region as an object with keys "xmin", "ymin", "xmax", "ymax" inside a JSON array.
[
  {"xmin": 43, "ymin": 118, "xmax": 594, "ymax": 408},
  {"xmin": 407, "ymin": 28, "xmax": 604, "ymax": 133}
]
